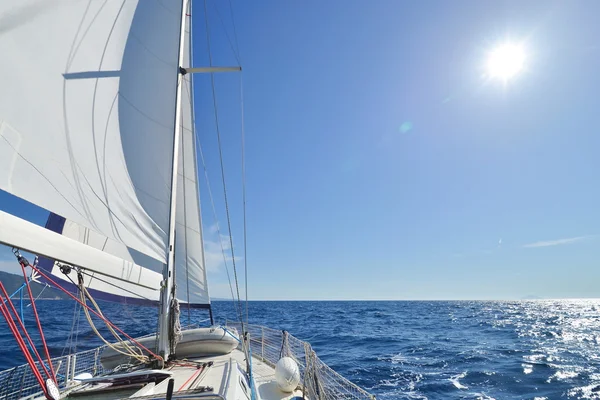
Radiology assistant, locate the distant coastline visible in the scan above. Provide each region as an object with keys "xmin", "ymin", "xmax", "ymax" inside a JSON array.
[{"xmin": 2, "ymin": 272, "xmax": 593, "ymax": 302}]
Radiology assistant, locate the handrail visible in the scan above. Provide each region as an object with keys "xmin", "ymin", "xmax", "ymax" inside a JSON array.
[
  {"xmin": 0, "ymin": 324, "xmax": 376, "ymax": 400},
  {"xmin": 226, "ymin": 323, "xmax": 376, "ymax": 400}
]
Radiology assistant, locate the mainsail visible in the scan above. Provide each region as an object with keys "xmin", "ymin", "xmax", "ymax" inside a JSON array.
[
  {"xmin": 0, "ymin": 1, "xmax": 179, "ymax": 263},
  {"xmin": 0, "ymin": 1, "xmax": 209, "ymax": 307}
]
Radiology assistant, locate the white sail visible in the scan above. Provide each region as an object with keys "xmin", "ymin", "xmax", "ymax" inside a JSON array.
[
  {"xmin": 0, "ymin": 0, "xmax": 185, "ymax": 264},
  {"xmin": 3, "ymin": 6, "xmax": 211, "ymax": 307},
  {"xmin": 33, "ymin": 212, "xmax": 209, "ymax": 306},
  {"xmin": 174, "ymin": 8, "xmax": 210, "ymax": 306},
  {"xmin": 36, "ymin": 215, "xmax": 164, "ymax": 305},
  {"xmin": 0, "ymin": 210, "xmax": 162, "ymax": 302}
]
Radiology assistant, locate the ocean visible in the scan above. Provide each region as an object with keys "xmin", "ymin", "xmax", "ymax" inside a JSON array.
[{"xmin": 2, "ymin": 299, "xmax": 600, "ymax": 399}]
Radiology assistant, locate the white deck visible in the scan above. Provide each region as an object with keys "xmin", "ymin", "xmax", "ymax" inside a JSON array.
[
  {"xmin": 60, "ymin": 349, "xmax": 304, "ymax": 399},
  {"xmin": 2, "ymin": 324, "xmax": 374, "ymax": 400}
]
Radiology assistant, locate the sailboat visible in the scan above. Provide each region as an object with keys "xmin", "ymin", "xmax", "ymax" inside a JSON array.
[{"xmin": 0, "ymin": 1, "xmax": 374, "ymax": 399}]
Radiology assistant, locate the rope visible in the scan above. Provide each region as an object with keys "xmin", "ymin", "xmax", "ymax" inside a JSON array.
[
  {"xmin": 17, "ymin": 259, "xmax": 56, "ymax": 382},
  {"xmin": 62, "ymin": 301, "xmax": 81, "ymax": 357},
  {"xmin": 185, "ymin": 72, "xmax": 238, "ymax": 314},
  {"xmin": 29, "ymin": 263, "xmax": 162, "ymax": 362},
  {"xmin": 65, "ymin": 271, "xmax": 146, "ymax": 362},
  {"xmin": 19, "ymin": 288, "xmax": 24, "ymax": 325},
  {"xmin": 16, "ymin": 282, "xmax": 59, "ymax": 381},
  {"xmin": 221, "ymin": 326, "xmax": 241, "ymax": 343},
  {"xmin": 4, "ymin": 269, "xmax": 60, "ymax": 380},
  {"xmin": 3, "ymin": 282, "xmax": 27, "ymax": 305},
  {"xmin": 169, "ymin": 298, "xmax": 183, "ymax": 353},
  {"xmin": 0, "ymin": 282, "xmax": 53, "ymax": 382},
  {"xmin": 27, "ymin": 284, "xmax": 49, "ymax": 306},
  {"xmin": 0, "ymin": 285, "xmax": 47, "ymax": 398},
  {"xmin": 79, "ymin": 281, "xmax": 147, "ymax": 363},
  {"xmin": 77, "ymin": 269, "xmax": 155, "ymax": 302},
  {"xmin": 61, "ymin": 265, "xmax": 156, "ymax": 360}
]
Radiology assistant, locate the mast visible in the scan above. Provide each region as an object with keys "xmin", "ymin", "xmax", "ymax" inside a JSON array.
[{"xmin": 157, "ymin": 0, "xmax": 189, "ymax": 363}]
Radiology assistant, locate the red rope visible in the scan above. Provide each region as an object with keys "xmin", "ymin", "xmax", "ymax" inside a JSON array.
[
  {"xmin": 19, "ymin": 262, "xmax": 56, "ymax": 381},
  {"xmin": 178, "ymin": 366, "xmax": 203, "ymax": 391},
  {"xmin": 30, "ymin": 265, "xmax": 163, "ymax": 361},
  {"xmin": 0, "ymin": 282, "xmax": 52, "ymax": 380},
  {"xmin": 0, "ymin": 285, "xmax": 48, "ymax": 398}
]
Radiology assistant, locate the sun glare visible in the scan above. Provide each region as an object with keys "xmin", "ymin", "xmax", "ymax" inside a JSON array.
[{"xmin": 487, "ymin": 43, "xmax": 525, "ymax": 80}]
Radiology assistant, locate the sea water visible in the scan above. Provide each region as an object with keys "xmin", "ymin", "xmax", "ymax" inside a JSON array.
[{"xmin": 2, "ymin": 300, "xmax": 600, "ymax": 399}]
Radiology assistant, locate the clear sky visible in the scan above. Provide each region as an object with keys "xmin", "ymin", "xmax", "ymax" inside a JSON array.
[{"xmin": 2, "ymin": 0, "xmax": 600, "ymax": 300}]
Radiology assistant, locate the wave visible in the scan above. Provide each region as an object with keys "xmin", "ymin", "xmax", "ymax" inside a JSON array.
[
  {"xmin": 6, "ymin": 299, "xmax": 600, "ymax": 399},
  {"xmin": 449, "ymin": 372, "xmax": 468, "ymax": 390}
]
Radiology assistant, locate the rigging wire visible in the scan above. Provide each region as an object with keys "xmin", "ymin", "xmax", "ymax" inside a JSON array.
[
  {"xmin": 185, "ymin": 78, "xmax": 239, "ymax": 313},
  {"xmin": 29, "ymin": 264, "xmax": 162, "ymax": 362},
  {"xmin": 62, "ymin": 301, "xmax": 81, "ymax": 357},
  {"xmin": 80, "ymin": 285, "xmax": 148, "ymax": 362},
  {"xmin": 186, "ymin": 1, "xmax": 217, "ymax": 326},
  {"xmin": 202, "ymin": 0, "xmax": 244, "ymax": 326},
  {"xmin": 223, "ymin": 0, "xmax": 249, "ymax": 330},
  {"xmin": 182, "ymin": 6, "xmax": 237, "ymax": 314},
  {"xmin": 0, "ymin": 284, "xmax": 48, "ymax": 397},
  {"xmin": 26, "ymin": 283, "xmax": 50, "ymax": 306},
  {"xmin": 203, "ymin": 2, "xmax": 255, "ymax": 398},
  {"xmin": 76, "ymin": 269, "xmax": 156, "ymax": 302},
  {"xmin": 16, "ymin": 257, "xmax": 56, "ymax": 381},
  {"xmin": 239, "ymin": 75, "xmax": 249, "ymax": 326},
  {"xmin": 0, "ymin": 279, "xmax": 53, "ymax": 381},
  {"xmin": 209, "ymin": 1, "xmax": 241, "ymax": 65},
  {"xmin": 226, "ymin": 0, "xmax": 242, "ymax": 64},
  {"xmin": 60, "ymin": 271, "xmax": 148, "ymax": 362},
  {"xmin": 11, "ymin": 279, "xmax": 55, "ymax": 376}
]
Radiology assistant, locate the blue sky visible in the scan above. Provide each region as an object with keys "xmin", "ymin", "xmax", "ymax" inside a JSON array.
[{"xmin": 2, "ymin": 0, "xmax": 600, "ymax": 300}]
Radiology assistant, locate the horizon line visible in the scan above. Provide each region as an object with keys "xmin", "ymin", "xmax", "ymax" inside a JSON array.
[{"xmin": 211, "ymin": 297, "xmax": 600, "ymax": 302}]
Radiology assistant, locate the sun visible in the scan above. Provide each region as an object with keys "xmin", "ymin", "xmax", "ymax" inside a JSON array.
[{"xmin": 487, "ymin": 43, "xmax": 525, "ymax": 80}]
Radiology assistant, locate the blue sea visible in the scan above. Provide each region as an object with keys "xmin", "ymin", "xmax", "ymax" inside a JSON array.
[{"xmin": 3, "ymin": 300, "xmax": 600, "ymax": 399}]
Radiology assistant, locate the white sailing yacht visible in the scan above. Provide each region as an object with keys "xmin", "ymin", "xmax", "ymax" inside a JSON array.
[{"xmin": 0, "ymin": 1, "xmax": 374, "ymax": 399}]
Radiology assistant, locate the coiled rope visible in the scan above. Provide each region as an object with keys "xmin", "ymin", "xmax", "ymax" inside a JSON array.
[{"xmin": 75, "ymin": 272, "xmax": 149, "ymax": 364}]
